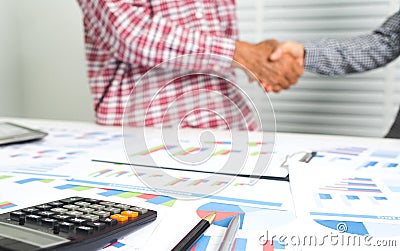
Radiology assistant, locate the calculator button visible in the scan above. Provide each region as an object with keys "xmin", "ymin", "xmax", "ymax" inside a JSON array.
[
  {"xmin": 51, "ymin": 208, "xmax": 69, "ymax": 214},
  {"xmin": 92, "ymin": 211, "xmax": 110, "ymax": 218},
  {"xmin": 10, "ymin": 211, "xmax": 26, "ymax": 221},
  {"xmin": 61, "ymin": 197, "xmax": 84, "ymax": 204},
  {"xmin": 37, "ymin": 211, "xmax": 56, "ymax": 218},
  {"xmin": 76, "ymin": 226, "xmax": 94, "ymax": 235},
  {"xmin": 48, "ymin": 201, "xmax": 64, "ymax": 207},
  {"xmin": 88, "ymin": 204, "xmax": 105, "ymax": 210},
  {"xmin": 99, "ymin": 201, "xmax": 115, "ymax": 207},
  {"xmin": 41, "ymin": 218, "xmax": 58, "ymax": 227},
  {"xmin": 68, "ymin": 217, "xmax": 87, "ymax": 226},
  {"xmin": 114, "ymin": 204, "xmax": 130, "ymax": 210},
  {"xmin": 52, "ymin": 214, "xmax": 71, "ymax": 221},
  {"xmin": 35, "ymin": 204, "xmax": 53, "ymax": 211},
  {"xmin": 100, "ymin": 217, "xmax": 118, "ymax": 226},
  {"xmin": 66, "ymin": 211, "xmax": 84, "ymax": 217},
  {"xmin": 84, "ymin": 198, "xmax": 100, "ymax": 203},
  {"xmin": 130, "ymin": 207, "xmax": 148, "ymax": 215},
  {"xmin": 22, "ymin": 207, "xmax": 39, "ymax": 214},
  {"xmin": 63, "ymin": 204, "xmax": 81, "ymax": 211},
  {"xmin": 81, "ymin": 214, "xmax": 99, "ymax": 221},
  {"xmin": 104, "ymin": 207, "xmax": 121, "ymax": 214},
  {"xmin": 110, "ymin": 214, "xmax": 128, "ymax": 222},
  {"xmin": 77, "ymin": 207, "xmax": 95, "ymax": 214},
  {"xmin": 59, "ymin": 222, "xmax": 75, "ymax": 232},
  {"xmin": 121, "ymin": 210, "xmax": 139, "ymax": 219},
  {"xmin": 86, "ymin": 222, "xmax": 106, "ymax": 231},
  {"xmin": 74, "ymin": 201, "xmax": 91, "ymax": 207},
  {"xmin": 26, "ymin": 214, "xmax": 42, "ymax": 223}
]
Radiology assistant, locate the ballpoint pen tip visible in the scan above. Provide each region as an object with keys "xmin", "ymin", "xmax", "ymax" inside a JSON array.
[{"xmin": 204, "ymin": 212, "xmax": 217, "ymax": 224}]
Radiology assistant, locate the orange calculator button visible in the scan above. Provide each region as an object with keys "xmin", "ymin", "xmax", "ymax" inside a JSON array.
[
  {"xmin": 121, "ymin": 210, "xmax": 139, "ymax": 218},
  {"xmin": 110, "ymin": 214, "xmax": 128, "ymax": 222}
]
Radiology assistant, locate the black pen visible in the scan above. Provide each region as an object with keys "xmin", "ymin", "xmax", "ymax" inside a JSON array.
[{"xmin": 172, "ymin": 212, "xmax": 216, "ymax": 251}]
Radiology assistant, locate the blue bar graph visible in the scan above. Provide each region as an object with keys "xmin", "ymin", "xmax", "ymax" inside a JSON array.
[
  {"xmin": 67, "ymin": 178, "xmax": 283, "ymax": 207},
  {"xmin": 384, "ymin": 163, "xmax": 398, "ymax": 168},
  {"xmin": 55, "ymin": 184, "xmax": 80, "ymax": 190},
  {"xmin": 324, "ymin": 186, "xmax": 381, "ymax": 193},
  {"xmin": 193, "ymin": 235, "xmax": 211, "ymax": 251},
  {"xmin": 0, "ymin": 202, "xmax": 17, "ymax": 210},
  {"xmin": 339, "ymin": 182, "xmax": 377, "ymax": 187},
  {"xmin": 15, "ymin": 178, "xmax": 43, "ymax": 184},
  {"xmin": 274, "ymin": 240, "xmax": 286, "ymax": 250},
  {"xmin": 326, "ymin": 147, "xmax": 367, "ymax": 156},
  {"xmin": 98, "ymin": 189, "xmax": 125, "ymax": 197},
  {"xmin": 146, "ymin": 196, "xmax": 174, "ymax": 205},
  {"xmin": 310, "ymin": 212, "xmax": 400, "ymax": 221},
  {"xmin": 346, "ymin": 195, "xmax": 360, "ymax": 200},
  {"xmin": 233, "ymin": 238, "xmax": 247, "ymax": 251},
  {"xmin": 319, "ymin": 193, "xmax": 332, "ymax": 199},
  {"xmin": 314, "ymin": 219, "xmax": 369, "ymax": 235},
  {"xmin": 362, "ymin": 161, "xmax": 378, "ymax": 168},
  {"xmin": 371, "ymin": 151, "xmax": 399, "ymax": 159},
  {"xmin": 322, "ymin": 177, "xmax": 381, "ymax": 193},
  {"xmin": 388, "ymin": 186, "xmax": 400, "ymax": 192},
  {"xmin": 348, "ymin": 178, "xmax": 372, "ymax": 181}
]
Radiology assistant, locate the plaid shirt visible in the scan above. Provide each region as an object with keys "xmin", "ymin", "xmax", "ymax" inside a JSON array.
[{"xmin": 76, "ymin": 0, "xmax": 257, "ymax": 130}]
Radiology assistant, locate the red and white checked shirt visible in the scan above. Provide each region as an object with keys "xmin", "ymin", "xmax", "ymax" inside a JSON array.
[{"xmin": 77, "ymin": 0, "xmax": 257, "ymax": 130}]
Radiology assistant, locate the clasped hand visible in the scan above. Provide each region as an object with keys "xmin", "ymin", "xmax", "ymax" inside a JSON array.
[{"xmin": 233, "ymin": 40, "xmax": 305, "ymax": 93}]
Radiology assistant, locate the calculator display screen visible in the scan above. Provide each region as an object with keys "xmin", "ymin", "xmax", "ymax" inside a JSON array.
[{"xmin": 0, "ymin": 222, "xmax": 69, "ymax": 248}]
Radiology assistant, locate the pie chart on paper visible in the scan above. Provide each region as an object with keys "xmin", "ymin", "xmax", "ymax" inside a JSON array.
[{"xmin": 196, "ymin": 202, "xmax": 295, "ymax": 230}]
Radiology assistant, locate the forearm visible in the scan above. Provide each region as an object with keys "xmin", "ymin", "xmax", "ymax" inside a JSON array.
[{"xmin": 304, "ymin": 10, "xmax": 400, "ymax": 75}]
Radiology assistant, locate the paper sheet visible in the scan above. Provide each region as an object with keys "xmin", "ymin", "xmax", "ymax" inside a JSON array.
[
  {"xmin": 91, "ymin": 127, "xmax": 295, "ymax": 178},
  {"xmin": 143, "ymin": 179, "xmax": 297, "ymax": 251},
  {"xmin": 289, "ymin": 162, "xmax": 400, "ymax": 250},
  {"xmin": 0, "ymin": 124, "xmax": 123, "ymax": 178}
]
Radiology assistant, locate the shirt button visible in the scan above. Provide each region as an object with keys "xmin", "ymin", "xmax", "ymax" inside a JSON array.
[{"xmin": 195, "ymin": 11, "xmax": 203, "ymax": 19}]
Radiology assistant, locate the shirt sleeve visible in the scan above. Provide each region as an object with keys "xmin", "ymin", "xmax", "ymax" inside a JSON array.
[
  {"xmin": 85, "ymin": 0, "xmax": 236, "ymax": 69},
  {"xmin": 303, "ymin": 9, "xmax": 400, "ymax": 76}
]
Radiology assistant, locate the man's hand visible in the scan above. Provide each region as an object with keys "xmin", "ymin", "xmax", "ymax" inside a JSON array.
[
  {"xmin": 262, "ymin": 53, "xmax": 304, "ymax": 93},
  {"xmin": 233, "ymin": 40, "xmax": 280, "ymax": 85},
  {"xmin": 270, "ymin": 41, "xmax": 305, "ymax": 67},
  {"xmin": 233, "ymin": 40, "xmax": 303, "ymax": 93}
]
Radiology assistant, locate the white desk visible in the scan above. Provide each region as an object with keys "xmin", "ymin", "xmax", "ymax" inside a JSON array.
[{"xmin": 1, "ymin": 117, "xmax": 399, "ymax": 250}]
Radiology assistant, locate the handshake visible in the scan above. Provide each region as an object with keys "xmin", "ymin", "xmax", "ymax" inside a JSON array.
[{"xmin": 233, "ymin": 39, "xmax": 304, "ymax": 93}]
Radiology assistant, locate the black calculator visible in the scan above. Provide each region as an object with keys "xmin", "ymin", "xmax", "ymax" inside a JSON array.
[{"xmin": 0, "ymin": 197, "xmax": 157, "ymax": 251}]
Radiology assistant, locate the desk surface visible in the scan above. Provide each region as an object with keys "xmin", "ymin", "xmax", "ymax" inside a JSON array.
[{"xmin": 1, "ymin": 117, "xmax": 400, "ymax": 250}]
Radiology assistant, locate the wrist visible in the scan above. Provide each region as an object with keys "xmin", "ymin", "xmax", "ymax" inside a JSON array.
[{"xmin": 233, "ymin": 41, "xmax": 251, "ymax": 68}]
